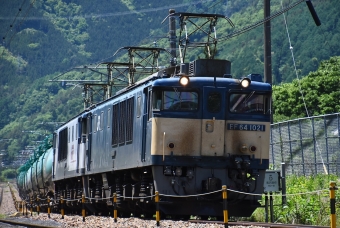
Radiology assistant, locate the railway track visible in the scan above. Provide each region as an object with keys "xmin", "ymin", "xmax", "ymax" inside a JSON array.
[
  {"xmin": 0, "ymin": 218, "xmax": 59, "ymax": 228},
  {"xmin": 190, "ymin": 220, "xmax": 330, "ymax": 228},
  {"xmin": 0, "ymin": 214, "xmax": 331, "ymax": 228},
  {"xmin": 0, "ymin": 185, "xmax": 332, "ymax": 228}
]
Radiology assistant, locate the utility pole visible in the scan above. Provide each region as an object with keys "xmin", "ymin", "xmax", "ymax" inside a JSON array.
[{"xmin": 264, "ymin": 0, "xmax": 272, "ymax": 85}]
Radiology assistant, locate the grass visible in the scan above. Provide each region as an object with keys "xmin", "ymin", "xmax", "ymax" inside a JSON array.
[{"xmin": 250, "ymin": 174, "xmax": 340, "ymax": 227}]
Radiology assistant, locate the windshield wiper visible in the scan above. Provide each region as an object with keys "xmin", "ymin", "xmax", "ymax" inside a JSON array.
[{"xmin": 243, "ymin": 91, "xmax": 255, "ymax": 105}]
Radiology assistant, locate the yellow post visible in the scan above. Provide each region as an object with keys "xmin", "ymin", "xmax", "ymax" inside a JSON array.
[
  {"xmin": 82, "ymin": 194, "xmax": 86, "ymax": 222},
  {"xmin": 61, "ymin": 196, "xmax": 64, "ymax": 219},
  {"xmin": 222, "ymin": 185, "xmax": 228, "ymax": 228},
  {"xmin": 330, "ymin": 181, "xmax": 337, "ymax": 228},
  {"xmin": 30, "ymin": 197, "xmax": 32, "ymax": 216},
  {"xmin": 36, "ymin": 197, "xmax": 40, "ymax": 215},
  {"xmin": 113, "ymin": 193, "xmax": 117, "ymax": 222},
  {"xmin": 155, "ymin": 191, "xmax": 160, "ymax": 227},
  {"xmin": 47, "ymin": 196, "xmax": 51, "ymax": 218},
  {"xmin": 25, "ymin": 201, "xmax": 28, "ymax": 216}
]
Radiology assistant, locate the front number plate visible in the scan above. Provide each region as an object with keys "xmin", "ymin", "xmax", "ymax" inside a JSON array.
[{"xmin": 227, "ymin": 123, "xmax": 265, "ymax": 131}]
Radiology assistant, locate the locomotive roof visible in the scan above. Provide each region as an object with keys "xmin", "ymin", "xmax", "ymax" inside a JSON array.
[{"xmin": 152, "ymin": 76, "xmax": 272, "ymax": 91}]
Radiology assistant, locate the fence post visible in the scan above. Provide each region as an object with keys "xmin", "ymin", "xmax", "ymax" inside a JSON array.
[
  {"xmin": 155, "ymin": 191, "xmax": 160, "ymax": 227},
  {"xmin": 222, "ymin": 185, "xmax": 228, "ymax": 228},
  {"xmin": 36, "ymin": 197, "xmax": 40, "ymax": 215},
  {"xmin": 264, "ymin": 193, "xmax": 268, "ymax": 222},
  {"xmin": 281, "ymin": 163, "xmax": 287, "ymax": 206},
  {"xmin": 21, "ymin": 201, "xmax": 24, "ymax": 215},
  {"xmin": 82, "ymin": 194, "xmax": 85, "ymax": 222},
  {"xmin": 113, "ymin": 193, "xmax": 117, "ymax": 222},
  {"xmin": 270, "ymin": 192, "xmax": 274, "ymax": 223},
  {"xmin": 61, "ymin": 196, "xmax": 64, "ymax": 219},
  {"xmin": 47, "ymin": 196, "xmax": 51, "ymax": 218},
  {"xmin": 330, "ymin": 181, "xmax": 337, "ymax": 228},
  {"xmin": 30, "ymin": 197, "xmax": 32, "ymax": 216}
]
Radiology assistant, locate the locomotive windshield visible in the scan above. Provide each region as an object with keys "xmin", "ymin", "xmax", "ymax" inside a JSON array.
[
  {"xmin": 229, "ymin": 92, "xmax": 270, "ymax": 114},
  {"xmin": 153, "ymin": 89, "xmax": 198, "ymax": 111}
]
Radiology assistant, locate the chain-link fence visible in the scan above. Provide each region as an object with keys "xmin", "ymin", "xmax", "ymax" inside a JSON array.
[{"xmin": 270, "ymin": 113, "xmax": 340, "ymax": 176}]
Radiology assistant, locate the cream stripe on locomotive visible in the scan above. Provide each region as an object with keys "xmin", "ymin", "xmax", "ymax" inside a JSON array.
[
  {"xmin": 151, "ymin": 118, "xmax": 203, "ymax": 156},
  {"xmin": 151, "ymin": 118, "xmax": 270, "ymax": 159},
  {"xmin": 225, "ymin": 120, "xmax": 270, "ymax": 160}
]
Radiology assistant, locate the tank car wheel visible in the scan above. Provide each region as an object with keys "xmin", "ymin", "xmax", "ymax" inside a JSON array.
[
  {"xmin": 140, "ymin": 213, "xmax": 154, "ymax": 219},
  {"xmin": 171, "ymin": 214, "xmax": 191, "ymax": 221},
  {"xmin": 118, "ymin": 211, "xmax": 131, "ymax": 218},
  {"xmin": 197, "ymin": 215, "xmax": 209, "ymax": 220}
]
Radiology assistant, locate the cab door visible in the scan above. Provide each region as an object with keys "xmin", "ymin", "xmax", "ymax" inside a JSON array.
[
  {"xmin": 86, "ymin": 113, "xmax": 92, "ymax": 171},
  {"xmin": 141, "ymin": 87, "xmax": 151, "ymax": 162},
  {"xmin": 201, "ymin": 86, "xmax": 225, "ymax": 156}
]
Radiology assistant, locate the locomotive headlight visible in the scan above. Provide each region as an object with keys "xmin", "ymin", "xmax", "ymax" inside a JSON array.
[
  {"xmin": 179, "ymin": 76, "xmax": 190, "ymax": 86},
  {"xmin": 240, "ymin": 144, "xmax": 248, "ymax": 153},
  {"xmin": 175, "ymin": 167, "xmax": 182, "ymax": 176},
  {"xmin": 240, "ymin": 78, "xmax": 251, "ymax": 88}
]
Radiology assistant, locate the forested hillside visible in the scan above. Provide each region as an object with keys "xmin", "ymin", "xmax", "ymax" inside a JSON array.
[{"xmin": 0, "ymin": 0, "xmax": 339, "ymax": 161}]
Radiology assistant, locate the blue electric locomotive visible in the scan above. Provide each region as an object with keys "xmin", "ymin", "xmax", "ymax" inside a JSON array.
[
  {"xmin": 53, "ymin": 68, "xmax": 271, "ymax": 217},
  {"xmin": 19, "ymin": 11, "xmax": 272, "ymax": 218}
]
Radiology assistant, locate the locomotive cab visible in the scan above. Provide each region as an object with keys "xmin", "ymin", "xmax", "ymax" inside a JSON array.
[{"xmin": 150, "ymin": 59, "xmax": 271, "ymax": 217}]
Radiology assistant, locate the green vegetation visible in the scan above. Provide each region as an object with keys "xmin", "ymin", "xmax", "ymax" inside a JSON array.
[
  {"xmin": 0, "ymin": 168, "xmax": 17, "ymax": 181},
  {"xmin": 251, "ymin": 174, "xmax": 340, "ymax": 227},
  {"xmin": 273, "ymin": 56, "xmax": 340, "ymax": 122}
]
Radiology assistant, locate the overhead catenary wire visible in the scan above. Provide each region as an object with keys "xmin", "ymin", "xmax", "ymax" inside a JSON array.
[
  {"xmin": 279, "ymin": 0, "xmax": 328, "ymax": 174},
  {"xmin": 2, "ymin": 0, "xmax": 27, "ymax": 41},
  {"xmin": 97, "ymin": 0, "xmax": 224, "ymax": 64},
  {"xmin": 217, "ymin": 0, "xmax": 305, "ymax": 43},
  {"xmin": 1, "ymin": 0, "xmax": 36, "ymax": 58}
]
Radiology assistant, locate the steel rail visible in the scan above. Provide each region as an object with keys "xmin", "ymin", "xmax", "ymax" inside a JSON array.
[
  {"xmin": 0, "ymin": 219, "xmax": 59, "ymax": 228},
  {"xmin": 189, "ymin": 220, "xmax": 329, "ymax": 228}
]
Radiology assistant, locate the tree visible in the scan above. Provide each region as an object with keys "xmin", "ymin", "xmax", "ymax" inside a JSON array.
[{"xmin": 273, "ymin": 56, "xmax": 340, "ymax": 122}]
